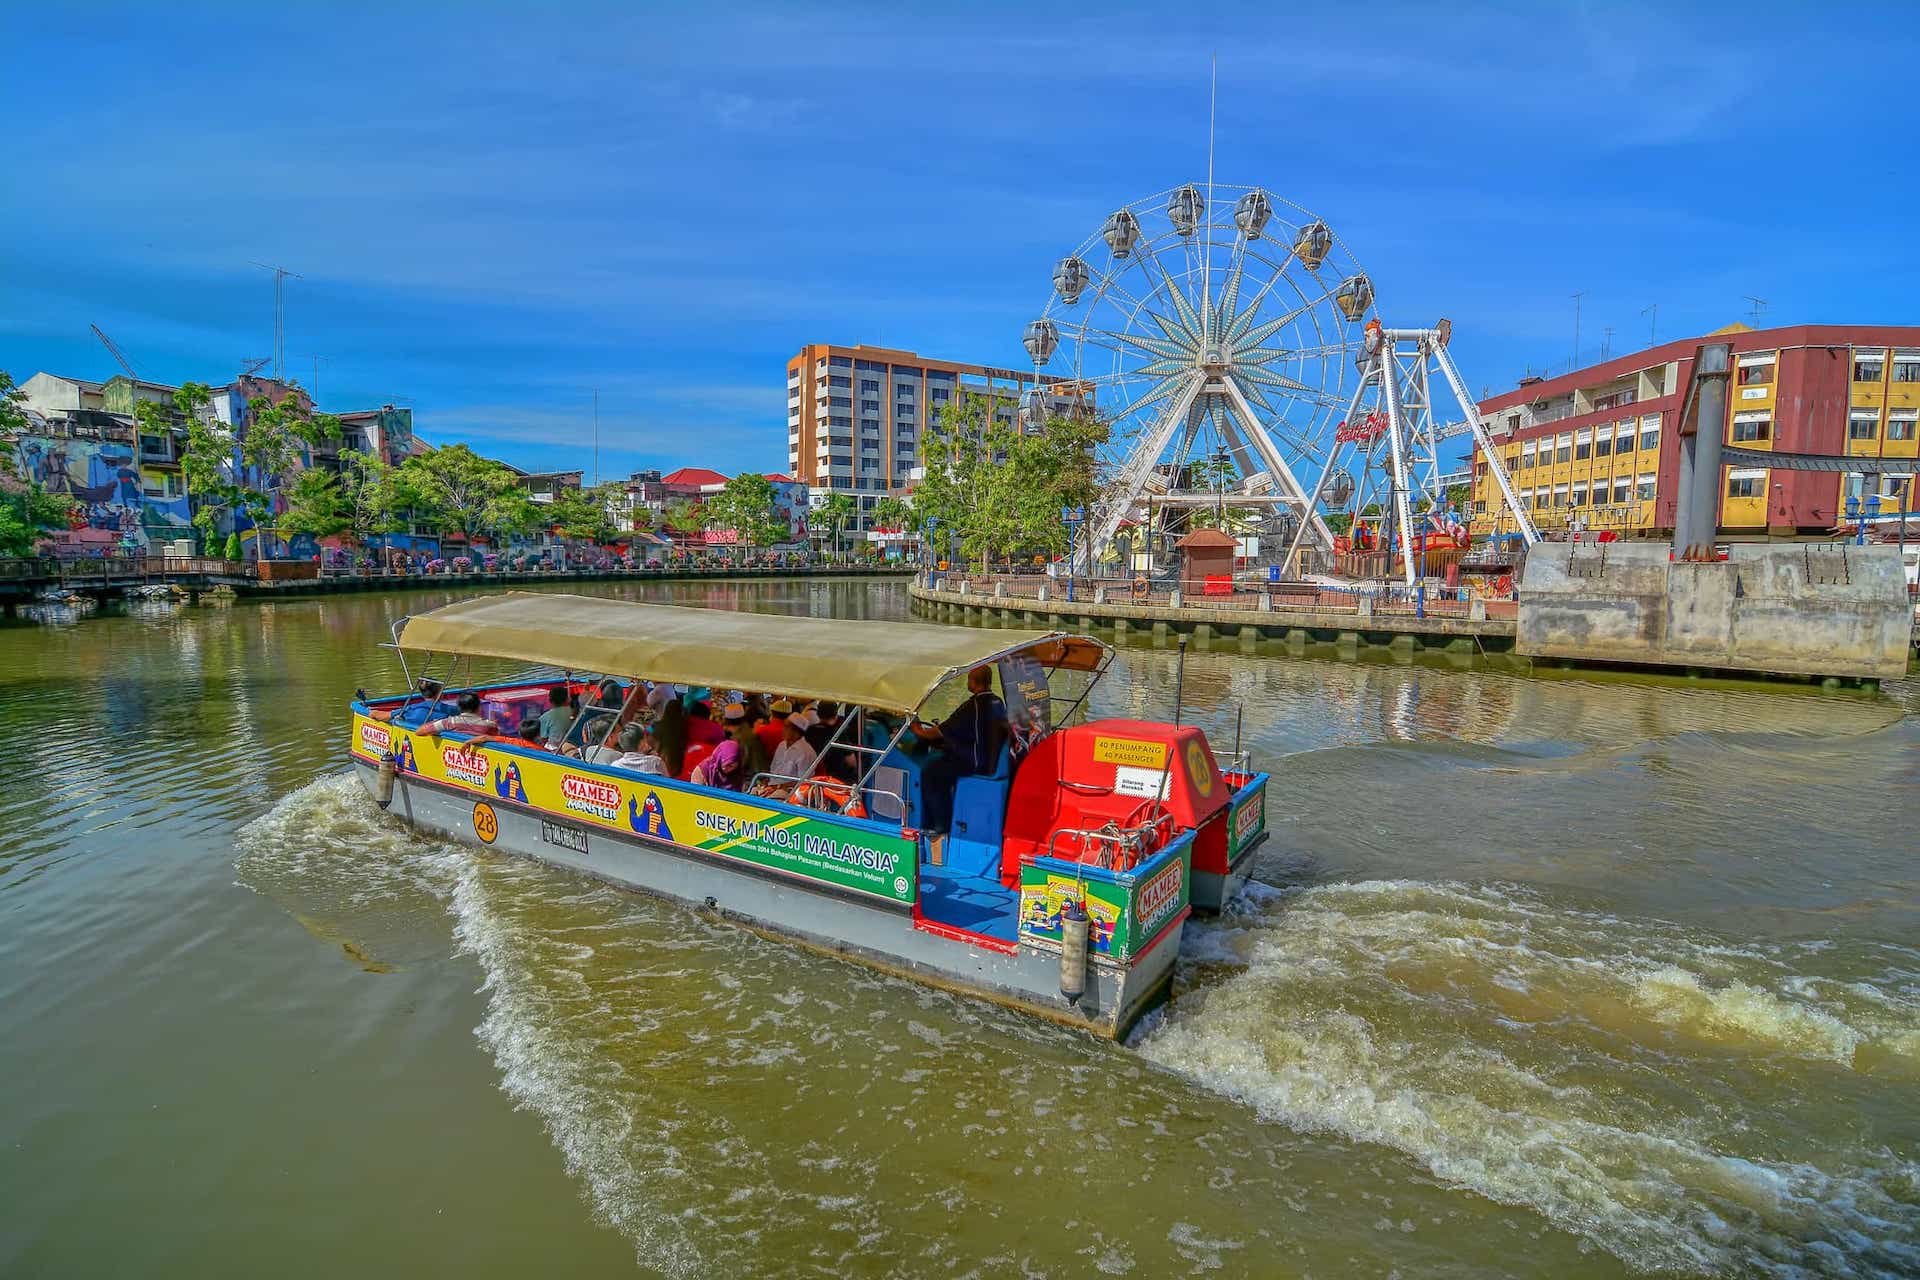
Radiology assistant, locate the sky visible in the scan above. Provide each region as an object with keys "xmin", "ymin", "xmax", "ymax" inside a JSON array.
[{"xmin": 3, "ymin": 2, "xmax": 1916, "ymax": 480}]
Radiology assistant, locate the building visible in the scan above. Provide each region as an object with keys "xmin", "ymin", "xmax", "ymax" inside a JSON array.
[
  {"xmin": 785, "ymin": 343, "xmax": 1079, "ymax": 529},
  {"xmin": 505, "ymin": 465, "xmax": 583, "ymax": 504},
  {"xmin": 1469, "ymin": 324, "xmax": 1920, "ymax": 540}
]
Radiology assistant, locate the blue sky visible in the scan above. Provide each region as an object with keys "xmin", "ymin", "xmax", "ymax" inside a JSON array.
[{"xmin": 3, "ymin": 2, "xmax": 1915, "ymax": 479}]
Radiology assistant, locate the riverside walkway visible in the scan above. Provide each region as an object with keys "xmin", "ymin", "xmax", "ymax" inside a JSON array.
[
  {"xmin": 909, "ymin": 571, "xmax": 1518, "ymax": 655},
  {"xmin": 1, "ymin": 556, "xmax": 912, "ymax": 616}
]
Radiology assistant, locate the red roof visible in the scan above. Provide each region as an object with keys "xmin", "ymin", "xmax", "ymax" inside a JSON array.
[
  {"xmin": 764, "ymin": 472, "xmax": 793, "ymax": 482},
  {"xmin": 661, "ymin": 467, "xmax": 729, "ymax": 486}
]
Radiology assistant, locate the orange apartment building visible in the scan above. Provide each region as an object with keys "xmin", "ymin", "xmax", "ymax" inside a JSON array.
[
  {"xmin": 1469, "ymin": 324, "xmax": 1920, "ymax": 539},
  {"xmin": 786, "ymin": 343, "xmax": 1077, "ymax": 528}
]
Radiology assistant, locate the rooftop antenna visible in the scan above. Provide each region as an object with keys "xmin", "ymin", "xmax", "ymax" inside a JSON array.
[
  {"xmin": 296, "ymin": 353, "xmax": 329, "ymax": 401},
  {"xmin": 1571, "ymin": 290, "xmax": 1587, "ymax": 373},
  {"xmin": 1601, "ymin": 326, "xmax": 1614, "ymax": 362},
  {"xmin": 1744, "ymin": 295, "xmax": 1769, "ymax": 326},
  {"xmin": 250, "ymin": 261, "xmax": 303, "ymax": 383},
  {"xmin": 1203, "ymin": 53, "xmax": 1217, "ymax": 311},
  {"xmin": 239, "ymin": 357, "xmax": 271, "ymax": 379},
  {"xmin": 1641, "ymin": 303, "xmax": 1658, "ymax": 348},
  {"xmin": 592, "ymin": 388, "xmax": 600, "ymax": 487},
  {"xmin": 88, "ymin": 323, "xmax": 139, "ymax": 380}
]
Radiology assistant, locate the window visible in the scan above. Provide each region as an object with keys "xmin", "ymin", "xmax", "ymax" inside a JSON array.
[
  {"xmin": 1594, "ymin": 425, "xmax": 1613, "ymax": 458},
  {"xmin": 1731, "ymin": 413, "xmax": 1771, "ymax": 443},
  {"xmin": 1889, "ymin": 413, "xmax": 1917, "ymax": 441},
  {"xmin": 1571, "ymin": 482, "xmax": 1588, "ymax": 507},
  {"xmin": 830, "ymin": 375, "xmax": 851, "ymax": 388},
  {"xmin": 1854, "ymin": 351, "xmax": 1885, "ymax": 382},
  {"xmin": 1534, "ymin": 490, "xmax": 1548, "ymax": 510},
  {"xmin": 830, "ymin": 356, "xmax": 852, "ymax": 368},
  {"xmin": 829, "ymin": 395, "xmax": 851, "ymax": 409},
  {"xmin": 1555, "ymin": 433, "xmax": 1572, "ymax": 465},
  {"xmin": 1727, "ymin": 469, "xmax": 1765, "ymax": 499},
  {"xmin": 1636, "ymin": 473, "xmax": 1657, "ymax": 501},
  {"xmin": 1520, "ymin": 441, "xmax": 1537, "ymax": 469},
  {"xmin": 1849, "ymin": 412, "xmax": 1879, "ymax": 441},
  {"xmin": 1735, "ymin": 354, "xmax": 1775, "ymax": 386},
  {"xmin": 860, "ymin": 379, "xmax": 880, "ymax": 394},
  {"xmin": 1615, "ymin": 421, "xmax": 1635, "ymax": 455},
  {"xmin": 860, "ymin": 400, "xmax": 881, "ymax": 414},
  {"xmin": 1893, "ymin": 352, "xmax": 1920, "ymax": 382},
  {"xmin": 1574, "ymin": 429, "xmax": 1592, "ymax": 461},
  {"xmin": 1639, "ymin": 414, "xmax": 1661, "ymax": 453},
  {"xmin": 1505, "ymin": 414, "xmax": 1521, "ymax": 434},
  {"xmin": 1552, "ymin": 484, "xmax": 1569, "ymax": 508},
  {"xmin": 829, "ymin": 415, "xmax": 851, "ymax": 427},
  {"xmin": 1612, "ymin": 476, "xmax": 1632, "ymax": 504}
]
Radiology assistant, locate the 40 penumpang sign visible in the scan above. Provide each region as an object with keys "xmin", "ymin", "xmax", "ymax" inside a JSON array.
[{"xmin": 348, "ymin": 714, "xmax": 916, "ymax": 905}]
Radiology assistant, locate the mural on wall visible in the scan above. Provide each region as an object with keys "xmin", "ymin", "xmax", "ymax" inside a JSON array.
[{"xmin": 10, "ymin": 433, "xmax": 194, "ymax": 551}]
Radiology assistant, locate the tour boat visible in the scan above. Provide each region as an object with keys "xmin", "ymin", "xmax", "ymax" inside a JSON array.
[{"xmin": 348, "ymin": 593, "xmax": 1268, "ymax": 1038}]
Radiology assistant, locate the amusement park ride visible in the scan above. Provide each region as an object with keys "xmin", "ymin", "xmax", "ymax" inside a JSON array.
[{"xmin": 1022, "ymin": 182, "xmax": 1538, "ymax": 585}]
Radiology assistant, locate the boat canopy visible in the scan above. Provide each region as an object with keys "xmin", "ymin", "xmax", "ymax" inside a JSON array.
[{"xmin": 394, "ymin": 592, "xmax": 1109, "ymax": 713}]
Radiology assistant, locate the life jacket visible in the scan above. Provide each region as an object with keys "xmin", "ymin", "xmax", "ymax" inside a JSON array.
[{"xmin": 789, "ymin": 775, "xmax": 867, "ymax": 819}]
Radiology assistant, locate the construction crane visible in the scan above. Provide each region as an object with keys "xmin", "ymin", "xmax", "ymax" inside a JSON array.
[{"xmin": 90, "ymin": 324, "xmax": 139, "ymax": 380}]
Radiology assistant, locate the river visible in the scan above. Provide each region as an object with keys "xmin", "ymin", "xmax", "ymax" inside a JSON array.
[{"xmin": 1, "ymin": 578, "xmax": 1915, "ymax": 1278}]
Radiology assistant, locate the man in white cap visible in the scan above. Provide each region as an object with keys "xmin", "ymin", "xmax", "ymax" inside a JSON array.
[{"xmin": 770, "ymin": 707, "xmax": 819, "ymax": 783}]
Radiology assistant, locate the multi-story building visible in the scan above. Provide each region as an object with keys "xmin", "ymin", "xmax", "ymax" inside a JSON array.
[
  {"xmin": 1469, "ymin": 324, "xmax": 1920, "ymax": 540},
  {"xmin": 785, "ymin": 343, "xmax": 1077, "ymax": 528}
]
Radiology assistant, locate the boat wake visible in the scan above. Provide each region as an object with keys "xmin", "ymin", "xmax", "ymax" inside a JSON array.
[{"xmin": 1140, "ymin": 879, "xmax": 1920, "ymax": 1276}]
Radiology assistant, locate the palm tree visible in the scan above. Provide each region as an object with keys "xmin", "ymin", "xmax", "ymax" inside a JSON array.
[{"xmin": 817, "ymin": 493, "xmax": 857, "ymax": 562}]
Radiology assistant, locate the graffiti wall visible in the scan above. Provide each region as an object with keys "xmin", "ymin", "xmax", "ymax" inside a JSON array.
[{"xmin": 9, "ymin": 433, "xmax": 194, "ymax": 551}]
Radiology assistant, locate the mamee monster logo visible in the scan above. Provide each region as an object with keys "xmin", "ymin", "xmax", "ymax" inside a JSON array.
[{"xmin": 628, "ymin": 792, "xmax": 674, "ymax": 840}]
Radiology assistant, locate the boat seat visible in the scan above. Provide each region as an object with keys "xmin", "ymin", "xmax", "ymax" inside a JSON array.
[{"xmin": 946, "ymin": 741, "xmax": 1012, "ymax": 878}]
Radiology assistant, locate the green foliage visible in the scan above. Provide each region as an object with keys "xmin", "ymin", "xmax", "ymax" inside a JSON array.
[
  {"xmin": 0, "ymin": 369, "xmax": 28, "ymax": 442},
  {"xmin": 223, "ymin": 532, "xmax": 241, "ymax": 561},
  {"xmin": 1444, "ymin": 482, "xmax": 1471, "ymax": 510},
  {"xmin": 663, "ymin": 498, "xmax": 706, "ymax": 537},
  {"xmin": 869, "ymin": 496, "xmax": 912, "ymax": 531},
  {"xmin": 543, "ymin": 482, "xmax": 622, "ymax": 543},
  {"xmin": 913, "ymin": 392, "xmax": 1109, "ymax": 569},
  {"xmin": 398, "ymin": 444, "xmax": 533, "ymax": 541},
  {"xmin": 280, "ymin": 468, "xmax": 353, "ymax": 538},
  {"xmin": 158, "ymin": 383, "xmax": 239, "ymax": 543},
  {"xmin": 703, "ymin": 472, "xmax": 783, "ymax": 549},
  {"xmin": 0, "ymin": 480, "xmax": 76, "ymax": 556},
  {"xmin": 815, "ymin": 492, "xmax": 857, "ymax": 558}
]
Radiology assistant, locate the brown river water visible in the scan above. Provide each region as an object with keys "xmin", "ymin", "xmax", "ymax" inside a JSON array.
[{"xmin": 1, "ymin": 578, "xmax": 1916, "ymax": 1278}]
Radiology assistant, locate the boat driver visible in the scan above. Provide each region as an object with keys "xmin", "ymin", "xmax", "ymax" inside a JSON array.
[{"xmin": 909, "ymin": 666, "xmax": 1007, "ymax": 835}]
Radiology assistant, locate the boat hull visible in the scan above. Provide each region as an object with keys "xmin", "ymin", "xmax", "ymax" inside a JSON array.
[
  {"xmin": 352, "ymin": 758, "xmax": 1179, "ymax": 1039},
  {"xmin": 1191, "ymin": 831, "xmax": 1263, "ymax": 913}
]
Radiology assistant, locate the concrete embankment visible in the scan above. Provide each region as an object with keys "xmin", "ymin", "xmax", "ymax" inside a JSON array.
[{"xmin": 908, "ymin": 578, "xmax": 1517, "ymax": 656}]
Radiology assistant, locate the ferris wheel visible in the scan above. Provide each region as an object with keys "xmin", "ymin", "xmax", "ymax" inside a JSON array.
[
  {"xmin": 1022, "ymin": 183, "xmax": 1375, "ymax": 570},
  {"xmin": 1021, "ymin": 182, "xmax": 1539, "ymax": 581}
]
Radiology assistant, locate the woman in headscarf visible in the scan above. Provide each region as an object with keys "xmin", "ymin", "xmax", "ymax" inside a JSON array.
[{"xmin": 691, "ymin": 737, "xmax": 745, "ymax": 792}]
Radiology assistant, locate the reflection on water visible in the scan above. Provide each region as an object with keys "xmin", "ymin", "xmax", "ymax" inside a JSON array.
[{"xmin": 3, "ymin": 579, "xmax": 1917, "ymax": 1278}]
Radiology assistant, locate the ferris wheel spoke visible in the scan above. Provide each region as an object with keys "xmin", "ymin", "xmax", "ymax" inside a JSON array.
[
  {"xmin": 1102, "ymin": 329, "xmax": 1189, "ymax": 361},
  {"xmin": 1132, "ymin": 238, "xmax": 1205, "ymax": 341},
  {"xmin": 1237, "ymin": 380, "xmax": 1333, "ymax": 456}
]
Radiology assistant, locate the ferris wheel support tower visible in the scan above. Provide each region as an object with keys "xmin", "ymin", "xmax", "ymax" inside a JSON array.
[{"xmin": 1277, "ymin": 322, "xmax": 1540, "ymax": 586}]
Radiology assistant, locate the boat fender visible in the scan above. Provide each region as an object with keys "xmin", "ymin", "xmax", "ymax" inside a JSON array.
[
  {"xmin": 1060, "ymin": 897, "xmax": 1089, "ymax": 1006},
  {"xmin": 374, "ymin": 751, "xmax": 398, "ymax": 809}
]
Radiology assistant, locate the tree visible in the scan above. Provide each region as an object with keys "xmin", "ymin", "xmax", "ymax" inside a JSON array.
[
  {"xmin": 914, "ymin": 392, "xmax": 1109, "ymax": 570},
  {"xmin": 704, "ymin": 472, "xmax": 783, "ymax": 552},
  {"xmin": 0, "ymin": 371, "xmax": 71, "ymax": 555},
  {"xmin": 399, "ymin": 445, "xmax": 531, "ymax": 542},
  {"xmin": 280, "ymin": 468, "xmax": 353, "ymax": 539},
  {"xmin": 815, "ymin": 492, "xmax": 857, "ymax": 561},
  {"xmin": 663, "ymin": 498, "xmax": 706, "ymax": 540},
  {"xmin": 869, "ymin": 495, "xmax": 911, "ymax": 530},
  {"xmin": 544, "ymin": 483, "xmax": 621, "ymax": 544}
]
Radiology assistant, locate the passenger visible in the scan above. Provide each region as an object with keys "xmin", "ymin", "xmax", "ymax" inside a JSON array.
[
  {"xmin": 769, "ymin": 708, "xmax": 819, "ymax": 782},
  {"xmin": 608, "ymin": 724, "xmax": 667, "ymax": 775},
  {"xmin": 726, "ymin": 705, "xmax": 771, "ymax": 781},
  {"xmin": 691, "ymin": 737, "xmax": 745, "ymax": 791},
  {"xmin": 518, "ymin": 716, "xmax": 544, "ymax": 745},
  {"xmin": 645, "ymin": 681, "xmax": 678, "ymax": 713},
  {"xmin": 655, "ymin": 700, "xmax": 690, "ymax": 776},
  {"xmin": 420, "ymin": 692, "xmax": 502, "ymax": 737},
  {"xmin": 594, "ymin": 678, "xmax": 624, "ymax": 710},
  {"xmin": 814, "ymin": 701, "xmax": 843, "ymax": 736},
  {"xmin": 909, "ymin": 666, "xmax": 1008, "ymax": 835},
  {"xmin": 686, "ymin": 700, "xmax": 727, "ymax": 747},
  {"xmin": 537, "ymin": 684, "xmax": 575, "ymax": 749},
  {"xmin": 756, "ymin": 698, "xmax": 792, "ymax": 758}
]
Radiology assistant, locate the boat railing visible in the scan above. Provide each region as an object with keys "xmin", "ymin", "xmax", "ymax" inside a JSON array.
[
  {"xmin": 1045, "ymin": 813, "xmax": 1174, "ymax": 874},
  {"xmin": 1219, "ymin": 749, "xmax": 1252, "ymax": 777},
  {"xmin": 749, "ymin": 771, "xmax": 907, "ymax": 823}
]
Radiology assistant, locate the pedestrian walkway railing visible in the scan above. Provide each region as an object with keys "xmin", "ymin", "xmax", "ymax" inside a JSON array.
[{"xmin": 920, "ymin": 571, "xmax": 1518, "ymax": 622}]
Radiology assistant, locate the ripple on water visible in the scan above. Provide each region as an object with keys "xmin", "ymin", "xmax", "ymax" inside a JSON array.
[{"xmin": 1142, "ymin": 879, "xmax": 1920, "ymax": 1277}]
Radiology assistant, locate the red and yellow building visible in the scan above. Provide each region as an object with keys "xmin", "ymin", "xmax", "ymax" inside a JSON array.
[{"xmin": 1469, "ymin": 324, "xmax": 1920, "ymax": 539}]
